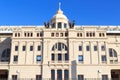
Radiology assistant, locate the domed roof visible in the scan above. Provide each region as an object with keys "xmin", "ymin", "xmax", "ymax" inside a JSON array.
[{"xmin": 52, "ymin": 9, "xmax": 68, "ymax": 20}]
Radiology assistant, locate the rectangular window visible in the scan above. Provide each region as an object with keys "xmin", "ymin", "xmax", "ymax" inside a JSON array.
[
  {"xmin": 109, "ymin": 49, "xmax": 113, "ymax": 57},
  {"xmin": 64, "ymin": 70, "xmax": 69, "ymax": 80},
  {"xmin": 51, "ymin": 33, "xmax": 54, "ymax": 37},
  {"xmin": 78, "ymin": 55, "xmax": 83, "ymax": 62},
  {"xmin": 101, "ymin": 45, "xmax": 105, "ymax": 51},
  {"xmin": 38, "ymin": 45, "xmax": 41, "ymax": 51},
  {"xmin": 52, "ymin": 23, "xmax": 55, "ymax": 28},
  {"xmin": 86, "ymin": 45, "xmax": 90, "ymax": 51},
  {"xmin": 101, "ymin": 55, "xmax": 107, "ymax": 62},
  {"xmin": 15, "ymin": 46, "xmax": 18, "ymax": 51},
  {"xmin": 65, "ymin": 32, "xmax": 68, "ymax": 37},
  {"xmin": 64, "ymin": 23, "xmax": 67, "ymax": 28},
  {"xmin": 12, "ymin": 75, "xmax": 17, "ymax": 80},
  {"xmin": 78, "ymin": 75, "xmax": 84, "ymax": 80},
  {"xmin": 60, "ymin": 33, "xmax": 63, "ymax": 37},
  {"xmin": 36, "ymin": 55, "xmax": 41, "ymax": 62},
  {"xmin": 14, "ymin": 55, "xmax": 18, "ymax": 62},
  {"xmin": 36, "ymin": 75, "xmax": 42, "ymax": 80},
  {"xmin": 65, "ymin": 53, "xmax": 69, "ymax": 61},
  {"xmin": 51, "ymin": 70, "xmax": 55, "ymax": 80},
  {"xmin": 58, "ymin": 54, "xmax": 62, "ymax": 61},
  {"xmin": 94, "ymin": 45, "xmax": 97, "ymax": 51},
  {"xmin": 79, "ymin": 46, "xmax": 82, "ymax": 51},
  {"xmin": 102, "ymin": 75, "xmax": 108, "ymax": 80},
  {"xmin": 22, "ymin": 46, "xmax": 26, "ymax": 51},
  {"xmin": 58, "ymin": 22, "xmax": 62, "ymax": 28},
  {"xmin": 37, "ymin": 33, "xmax": 39, "ymax": 37},
  {"xmin": 40, "ymin": 32, "xmax": 43, "ymax": 37},
  {"xmin": 30, "ymin": 46, "xmax": 33, "ymax": 51},
  {"xmin": 58, "ymin": 43, "xmax": 61, "ymax": 51},
  {"xmin": 57, "ymin": 70, "xmax": 62, "ymax": 80},
  {"xmin": 51, "ymin": 54, "xmax": 55, "ymax": 61}
]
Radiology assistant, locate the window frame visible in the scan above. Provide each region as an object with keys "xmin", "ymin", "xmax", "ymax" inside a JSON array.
[
  {"xmin": 36, "ymin": 55, "xmax": 41, "ymax": 62},
  {"xmin": 58, "ymin": 22, "xmax": 62, "ymax": 28},
  {"xmin": 30, "ymin": 45, "xmax": 33, "ymax": 51},
  {"xmin": 78, "ymin": 55, "xmax": 83, "ymax": 62},
  {"xmin": 15, "ymin": 46, "xmax": 18, "ymax": 51}
]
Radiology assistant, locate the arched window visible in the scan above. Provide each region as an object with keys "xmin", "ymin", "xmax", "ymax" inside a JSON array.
[
  {"xmin": 109, "ymin": 48, "xmax": 118, "ymax": 63},
  {"xmin": 51, "ymin": 42, "xmax": 68, "ymax": 62},
  {"xmin": 109, "ymin": 48, "xmax": 117, "ymax": 57},
  {"xmin": 1, "ymin": 48, "xmax": 11, "ymax": 61},
  {"xmin": 52, "ymin": 42, "xmax": 68, "ymax": 51}
]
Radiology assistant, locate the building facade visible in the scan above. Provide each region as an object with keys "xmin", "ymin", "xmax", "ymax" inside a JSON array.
[{"xmin": 0, "ymin": 7, "xmax": 120, "ymax": 80}]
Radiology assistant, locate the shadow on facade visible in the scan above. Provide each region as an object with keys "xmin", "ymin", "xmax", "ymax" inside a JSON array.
[
  {"xmin": 0, "ymin": 37, "xmax": 11, "ymax": 62},
  {"xmin": 71, "ymin": 60, "xmax": 77, "ymax": 79}
]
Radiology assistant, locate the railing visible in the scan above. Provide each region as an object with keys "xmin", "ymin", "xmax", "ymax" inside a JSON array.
[{"xmin": 0, "ymin": 78, "xmax": 119, "ymax": 80}]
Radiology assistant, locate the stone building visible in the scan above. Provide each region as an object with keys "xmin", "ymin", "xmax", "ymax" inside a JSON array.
[{"xmin": 0, "ymin": 5, "xmax": 120, "ymax": 80}]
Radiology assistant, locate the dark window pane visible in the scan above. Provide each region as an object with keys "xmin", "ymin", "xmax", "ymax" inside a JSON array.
[
  {"xmin": 113, "ymin": 50, "xmax": 117, "ymax": 57},
  {"xmin": 109, "ymin": 49, "xmax": 113, "ymax": 57},
  {"xmin": 2, "ymin": 48, "xmax": 10, "ymax": 58},
  {"xmin": 65, "ymin": 46, "xmax": 67, "ymax": 51},
  {"xmin": 51, "ymin": 70, "xmax": 55, "ymax": 80},
  {"xmin": 58, "ymin": 43, "xmax": 61, "ymax": 51},
  {"xmin": 52, "ymin": 46, "xmax": 55, "ymax": 51},
  {"xmin": 51, "ymin": 33, "xmax": 54, "ymax": 37},
  {"xmin": 94, "ymin": 46, "xmax": 97, "ymax": 51},
  {"xmin": 40, "ymin": 32, "xmax": 43, "ymax": 37},
  {"xmin": 52, "ymin": 23, "xmax": 55, "ymax": 28},
  {"xmin": 101, "ymin": 55, "xmax": 106, "ymax": 62},
  {"xmin": 101, "ymin": 45, "xmax": 105, "ymax": 51},
  {"xmin": 78, "ymin": 75, "xmax": 84, "ymax": 80},
  {"xmin": 51, "ymin": 54, "xmax": 55, "ymax": 61},
  {"xmin": 58, "ymin": 54, "xmax": 62, "ymax": 61},
  {"xmin": 14, "ymin": 55, "xmax": 18, "ymax": 62},
  {"xmin": 30, "ymin": 46, "xmax": 33, "ymax": 51},
  {"xmin": 37, "ymin": 33, "xmax": 39, "ymax": 37},
  {"xmin": 64, "ymin": 23, "xmax": 67, "ymax": 28},
  {"xmin": 64, "ymin": 70, "xmax": 69, "ymax": 80},
  {"xmin": 12, "ymin": 75, "xmax": 17, "ymax": 80},
  {"xmin": 36, "ymin": 75, "xmax": 42, "ymax": 80},
  {"xmin": 102, "ymin": 75, "xmax": 108, "ymax": 80},
  {"xmin": 22, "ymin": 46, "xmax": 26, "ymax": 51},
  {"xmin": 58, "ymin": 22, "xmax": 62, "ymax": 28},
  {"xmin": 57, "ymin": 70, "xmax": 62, "ymax": 80},
  {"xmin": 15, "ymin": 46, "xmax": 18, "ymax": 51},
  {"xmin": 65, "ymin": 53, "xmax": 69, "ymax": 61},
  {"xmin": 38, "ymin": 46, "xmax": 41, "ymax": 51},
  {"xmin": 86, "ymin": 45, "xmax": 90, "ymax": 51},
  {"xmin": 79, "ymin": 46, "xmax": 82, "ymax": 51},
  {"xmin": 65, "ymin": 32, "xmax": 68, "ymax": 37}
]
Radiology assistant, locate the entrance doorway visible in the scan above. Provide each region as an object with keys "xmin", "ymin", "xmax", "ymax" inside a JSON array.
[
  {"xmin": 111, "ymin": 70, "xmax": 120, "ymax": 80},
  {"xmin": 0, "ymin": 70, "xmax": 8, "ymax": 80}
]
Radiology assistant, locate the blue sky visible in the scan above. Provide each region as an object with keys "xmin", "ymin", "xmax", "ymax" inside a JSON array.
[{"xmin": 0, "ymin": 0, "xmax": 120, "ymax": 25}]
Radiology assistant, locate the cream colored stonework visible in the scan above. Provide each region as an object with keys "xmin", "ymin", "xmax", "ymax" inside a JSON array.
[{"xmin": 0, "ymin": 8, "xmax": 120, "ymax": 80}]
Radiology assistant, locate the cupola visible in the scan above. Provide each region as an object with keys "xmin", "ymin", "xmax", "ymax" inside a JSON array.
[
  {"xmin": 51, "ymin": 2, "xmax": 69, "ymax": 29},
  {"xmin": 44, "ymin": 2, "xmax": 75, "ymax": 29}
]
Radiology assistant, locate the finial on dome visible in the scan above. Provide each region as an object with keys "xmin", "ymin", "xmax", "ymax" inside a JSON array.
[{"xmin": 59, "ymin": 2, "xmax": 61, "ymax": 10}]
